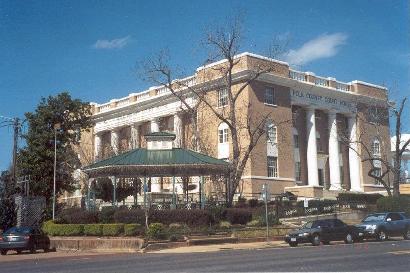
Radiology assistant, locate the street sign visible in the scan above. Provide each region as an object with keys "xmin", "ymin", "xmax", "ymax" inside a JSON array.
[{"xmin": 304, "ymin": 198, "xmax": 309, "ymax": 208}]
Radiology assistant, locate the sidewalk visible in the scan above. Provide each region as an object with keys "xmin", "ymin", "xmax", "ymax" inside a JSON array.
[{"xmin": 148, "ymin": 240, "xmax": 288, "ymax": 254}]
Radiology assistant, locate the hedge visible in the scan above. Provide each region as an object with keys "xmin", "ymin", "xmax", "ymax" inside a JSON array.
[
  {"xmin": 224, "ymin": 208, "xmax": 252, "ymax": 225},
  {"xmin": 124, "ymin": 224, "xmax": 143, "ymax": 236},
  {"xmin": 337, "ymin": 193, "xmax": 383, "ymax": 204},
  {"xmin": 83, "ymin": 224, "xmax": 103, "ymax": 236},
  {"xmin": 377, "ymin": 196, "xmax": 410, "ymax": 215},
  {"xmin": 114, "ymin": 208, "xmax": 145, "ymax": 224},
  {"xmin": 102, "ymin": 224, "xmax": 124, "ymax": 236},
  {"xmin": 147, "ymin": 223, "xmax": 167, "ymax": 240},
  {"xmin": 42, "ymin": 221, "xmax": 84, "ymax": 236},
  {"xmin": 149, "ymin": 209, "xmax": 211, "ymax": 226},
  {"xmin": 57, "ymin": 208, "xmax": 99, "ymax": 224}
]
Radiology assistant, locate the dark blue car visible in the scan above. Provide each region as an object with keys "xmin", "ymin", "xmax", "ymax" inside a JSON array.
[{"xmin": 0, "ymin": 227, "xmax": 50, "ymax": 255}]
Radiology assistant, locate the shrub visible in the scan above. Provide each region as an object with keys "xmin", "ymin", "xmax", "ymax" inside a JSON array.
[
  {"xmin": 338, "ymin": 193, "xmax": 383, "ymax": 204},
  {"xmin": 147, "ymin": 223, "xmax": 167, "ymax": 240},
  {"xmin": 84, "ymin": 224, "xmax": 103, "ymax": 236},
  {"xmin": 99, "ymin": 207, "xmax": 117, "ymax": 223},
  {"xmin": 62, "ymin": 224, "xmax": 84, "ymax": 236},
  {"xmin": 113, "ymin": 208, "xmax": 145, "ymax": 224},
  {"xmin": 58, "ymin": 208, "xmax": 99, "ymax": 224},
  {"xmin": 149, "ymin": 209, "xmax": 211, "ymax": 226},
  {"xmin": 377, "ymin": 196, "xmax": 410, "ymax": 215},
  {"xmin": 207, "ymin": 205, "xmax": 226, "ymax": 224},
  {"xmin": 219, "ymin": 221, "xmax": 231, "ymax": 229},
  {"xmin": 248, "ymin": 199, "xmax": 261, "ymax": 208},
  {"xmin": 124, "ymin": 224, "xmax": 143, "ymax": 236},
  {"xmin": 42, "ymin": 222, "xmax": 84, "ymax": 236},
  {"xmin": 224, "ymin": 208, "xmax": 252, "ymax": 225},
  {"xmin": 102, "ymin": 224, "xmax": 124, "ymax": 236}
]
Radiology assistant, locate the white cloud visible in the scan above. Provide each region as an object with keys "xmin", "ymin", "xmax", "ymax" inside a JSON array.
[
  {"xmin": 284, "ymin": 33, "xmax": 348, "ymax": 66},
  {"xmin": 93, "ymin": 35, "xmax": 131, "ymax": 50}
]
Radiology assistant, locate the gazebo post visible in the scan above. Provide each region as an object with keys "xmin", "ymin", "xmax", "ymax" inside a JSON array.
[
  {"xmin": 86, "ymin": 178, "xmax": 91, "ymax": 211},
  {"xmin": 112, "ymin": 176, "xmax": 117, "ymax": 207},
  {"xmin": 200, "ymin": 176, "xmax": 205, "ymax": 209},
  {"xmin": 143, "ymin": 176, "xmax": 147, "ymax": 209},
  {"xmin": 171, "ymin": 176, "xmax": 176, "ymax": 209}
]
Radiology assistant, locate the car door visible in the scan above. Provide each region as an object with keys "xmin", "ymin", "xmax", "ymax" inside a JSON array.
[
  {"xmin": 389, "ymin": 213, "xmax": 404, "ymax": 236},
  {"xmin": 319, "ymin": 220, "xmax": 333, "ymax": 241},
  {"xmin": 333, "ymin": 219, "xmax": 348, "ymax": 240}
]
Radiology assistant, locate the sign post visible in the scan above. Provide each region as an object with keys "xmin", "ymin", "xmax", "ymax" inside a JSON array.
[{"xmin": 262, "ymin": 184, "xmax": 269, "ymax": 242}]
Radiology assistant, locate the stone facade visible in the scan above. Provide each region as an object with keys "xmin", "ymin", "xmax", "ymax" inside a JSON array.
[{"xmin": 73, "ymin": 52, "xmax": 390, "ymax": 202}]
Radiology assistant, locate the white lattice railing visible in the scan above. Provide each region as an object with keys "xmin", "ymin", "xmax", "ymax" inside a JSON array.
[
  {"xmin": 98, "ymin": 103, "xmax": 111, "ymax": 112},
  {"xmin": 116, "ymin": 97, "xmax": 129, "ymax": 107},
  {"xmin": 336, "ymin": 81, "xmax": 350, "ymax": 91},
  {"xmin": 315, "ymin": 77, "xmax": 328, "ymax": 87},
  {"xmin": 289, "ymin": 70, "xmax": 306, "ymax": 82}
]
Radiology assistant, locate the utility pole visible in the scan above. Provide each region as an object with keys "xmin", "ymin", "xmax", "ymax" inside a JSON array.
[{"xmin": 11, "ymin": 118, "xmax": 20, "ymax": 189}]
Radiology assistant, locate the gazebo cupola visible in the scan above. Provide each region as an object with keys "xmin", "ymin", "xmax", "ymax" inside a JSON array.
[{"xmin": 145, "ymin": 132, "xmax": 176, "ymax": 150}]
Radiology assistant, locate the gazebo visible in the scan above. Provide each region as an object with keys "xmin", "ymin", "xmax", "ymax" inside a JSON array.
[{"xmin": 82, "ymin": 132, "xmax": 231, "ymax": 209}]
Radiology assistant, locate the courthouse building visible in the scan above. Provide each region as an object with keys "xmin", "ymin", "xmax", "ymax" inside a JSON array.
[{"xmin": 74, "ymin": 52, "xmax": 390, "ymax": 203}]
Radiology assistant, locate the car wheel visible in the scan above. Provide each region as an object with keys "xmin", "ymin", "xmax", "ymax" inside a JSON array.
[
  {"xmin": 0, "ymin": 250, "xmax": 7, "ymax": 256},
  {"xmin": 323, "ymin": 241, "xmax": 330, "ymax": 245},
  {"xmin": 344, "ymin": 233, "xmax": 353, "ymax": 244},
  {"xmin": 16, "ymin": 250, "xmax": 22, "ymax": 254},
  {"xmin": 30, "ymin": 243, "xmax": 36, "ymax": 254},
  {"xmin": 43, "ymin": 247, "xmax": 49, "ymax": 253},
  {"xmin": 312, "ymin": 234, "xmax": 321, "ymax": 246},
  {"xmin": 289, "ymin": 242, "xmax": 298, "ymax": 247},
  {"xmin": 403, "ymin": 227, "xmax": 410, "ymax": 240},
  {"xmin": 376, "ymin": 230, "xmax": 387, "ymax": 241}
]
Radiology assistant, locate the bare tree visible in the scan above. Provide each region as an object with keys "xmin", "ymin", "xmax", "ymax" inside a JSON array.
[
  {"xmin": 138, "ymin": 16, "xmax": 291, "ymax": 206},
  {"xmin": 341, "ymin": 97, "xmax": 409, "ymax": 197}
]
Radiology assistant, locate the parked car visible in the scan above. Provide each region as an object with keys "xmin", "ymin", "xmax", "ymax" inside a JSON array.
[
  {"xmin": 356, "ymin": 212, "xmax": 410, "ymax": 241},
  {"xmin": 0, "ymin": 226, "xmax": 50, "ymax": 255},
  {"xmin": 284, "ymin": 219, "xmax": 364, "ymax": 247}
]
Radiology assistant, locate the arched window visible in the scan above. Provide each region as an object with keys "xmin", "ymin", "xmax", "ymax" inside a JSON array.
[
  {"xmin": 372, "ymin": 138, "xmax": 381, "ymax": 155},
  {"xmin": 218, "ymin": 122, "xmax": 229, "ymax": 159},
  {"xmin": 218, "ymin": 123, "xmax": 229, "ymax": 143},
  {"xmin": 266, "ymin": 121, "xmax": 277, "ymax": 144}
]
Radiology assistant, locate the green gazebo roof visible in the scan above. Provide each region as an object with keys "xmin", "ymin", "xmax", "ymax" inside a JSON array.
[{"xmin": 82, "ymin": 148, "xmax": 231, "ymax": 178}]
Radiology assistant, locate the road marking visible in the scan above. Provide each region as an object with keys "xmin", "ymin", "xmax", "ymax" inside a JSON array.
[{"xmin": 388, "ymin": 250, "xmax": 410, "ymax": 255}]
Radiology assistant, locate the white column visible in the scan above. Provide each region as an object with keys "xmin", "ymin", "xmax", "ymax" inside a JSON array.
[
  {"xmin": 348, "ymin": 116, "xmax": 362, "ymax": 192},
  {"xmin": 173, "ymin": 113, "xmax": 183, "ymax": 148},
  {"xmin": 94, "ymin": 133, "xmax": 102, "ymax": 160},
  {"xmin": 306, "ymin": 108, "xmax": 319, "ymax": 186},
  {"xmin": 150, "ymin": 118, "xmax": 161, "ymax": 192},
  {"xmin": 111, "ymin": 129, "xmax": 120, "ymax": 155},
  {"xmin": 150, "ymin": 118, "xmax": 160, "ymax": 133},
  {"xmin": 130, "ymin": 123, "xmax": 140, "ymax": 149},
  {"xmin": 328, "ymin": 112, "xmax": 341, "ymax": 190}
]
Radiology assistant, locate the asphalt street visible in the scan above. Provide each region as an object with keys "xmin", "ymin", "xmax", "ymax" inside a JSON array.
[{"xmin": 0, "ymin": 239, "xmax": 409, "ymax": 272}]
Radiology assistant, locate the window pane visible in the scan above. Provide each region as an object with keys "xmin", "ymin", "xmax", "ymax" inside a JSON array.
[
  {"xmin": 265, "ymin": 88, "xmax": 275, "ymax": 105},
  {"xmin": 267, "ymin": 156, "xmax": 278, "ymax": 177}
]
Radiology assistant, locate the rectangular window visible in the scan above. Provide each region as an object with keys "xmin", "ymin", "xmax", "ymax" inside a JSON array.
[
  {"xmin": 264, "ymin": 87, "xmax": 275, "ymax": 105},
  {"xmin": 267, "ymin": 125, "xmax": 277, "ymax": 143},
  {"xmin": 372, "ymin": 141, "xmax": 380, "ymax": 155},
  {"xmin": 295, "ymin": 162, "xmax": 301, "ymax": 181},
  {"xmin": 218, "ymin": 128, "xmax": 228, "ymax": 143},
  {"xmin": 293, "ymin": 134, "xmax": 299, "ymax": 148},
  {"xmin": 218, "ymin": 88, "xmax": 228, "ymax": 107},
  {"xmin": 373, "ymin": 167, "xmax": 381, "ymax": 184},
  {"xmin": 267, "ymin": 156, "xmax": 278, "ymax": 177}
]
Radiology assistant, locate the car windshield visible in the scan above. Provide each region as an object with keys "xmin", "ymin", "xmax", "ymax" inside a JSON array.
[
  {"xmin": 4, "ymin": 227, "xmax": 33, "ymax": 235},
  {"xmin": 362, "ymin": 214, "xmax": 385, "ymax": 222},
  {"xmin": 302, "ymin": 221, "xmax": 313, "ymax": 229}
]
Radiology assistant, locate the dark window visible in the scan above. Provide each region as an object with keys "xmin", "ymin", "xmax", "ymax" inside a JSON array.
[
  {"xmin": 333, "ymin": 219, "xmax": 346, "ymax": 227},
  {"xmin": 264, "ymin": 87, "xmax": 275, "ymax": 105},
  {"xmin": 389, "ymin": 213, "xmax": 403, "ymax": 221}
]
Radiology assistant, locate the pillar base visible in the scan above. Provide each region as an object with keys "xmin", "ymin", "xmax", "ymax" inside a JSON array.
[
  {"xmin": 284, "ymin": 185, "xmax": 324, "ymax": 199},
  {"xmin": 329, "ymin": 184, "xmax": 343, "ymax": 191}
]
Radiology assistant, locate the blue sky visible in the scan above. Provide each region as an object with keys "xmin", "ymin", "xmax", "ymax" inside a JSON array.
[{"xmin": 0, "ymin": 0, "xmax": 409, "ymax": 170}]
